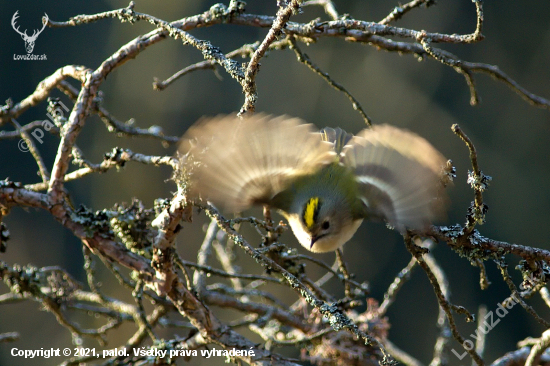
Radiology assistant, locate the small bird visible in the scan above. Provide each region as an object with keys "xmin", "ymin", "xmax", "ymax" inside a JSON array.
[{"xmin": 180, "ymin": 114, "xmax": 447, "ymax": 253}]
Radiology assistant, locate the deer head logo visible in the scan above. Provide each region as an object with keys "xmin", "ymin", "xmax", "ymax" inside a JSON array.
[{"xmin": 11, "ymin": 11, "xmax": 49, "ymax": 54}]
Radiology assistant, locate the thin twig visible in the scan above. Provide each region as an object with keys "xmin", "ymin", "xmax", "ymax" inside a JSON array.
[
  {"xmin": 404, "ymin": 234, "xmax": 483, "ymax": 366},
  {"xmin": 10, "ymin": 118, "xmax": 50, "ymax": 183},
  {"xmin": 212, "ymin": 237, "xmax": 244, "ymax": 291},
  {"xmin": 207, "ymin": 283, "xmax": 288, "ymax": 309},
  {"xmin": 193, "ymin": 218, "xmax": 219, "ymax": 296},
  {"xmin": 526, "ymin": 330, "xmax": 550, "ymax": 366},
  {"xmin": 0, "ymin": 332, "xmax": 20, "ymax": 342},
  {"xmin": 383, "ymin": 339, "xmax": 424, "ymax": 366},
  {"xmin": 378, "ymin": 256, "xmax": 417, "ymax": 316},
  {"xmin": 286, "ymin": 253, "xmax": 369, "ymax": 295},
  {"xmin": 474, "ymin": 305, "xmax": 488, "ymax": 366},
  {"xmin": 0, "ymin": 66, "xmax": 90, "ymax": 124},
  {"xmin": 424, "ymin": 243, "xmax": 453, "ymax": 366},
  {"xmin": 177, "ymin": 257, "xmax": 283, "ymax": 285},
  {"xmin": 379, "ymin": 0, "xmax": 435, "ymax": 25},
  {"xmin": 303, "ymin": 0, "xmax": 340, "ymax": 20},
  {"xmin": 453, "ymin": 123, "xmax": 490, "ymax": 233},
  {"xmin": 57, "ymin": 80, "xmax": 179, "ymax": 144},
  {"xmin": 540, "ymin": 287, "xmax": 550, "ymax": 309},
  {"xmin": 335, "ymin": 248, "xmax": 353, "ymax": 298},
  {"xmin": 0, "ymin": 120, "xmax": 48, "ymax": 139},
  {"xmin": 203, "ymin": 203, "xmax": 395, "ymax": 365},
  {"xmin": 240, "ymin": 0, "xmax": 303, "ymax": 116},
  {"xmin": 154, "ymin": 41, "xmax": 288, "ymax": 91},
  {"xmin": 473, "ymin": 258, "xmax": 491, "ymax": 290},
  {"xmin": 25, "ymin": 149, "xmax": 177, "ymax": 191},
  {"xmin": 497, "ymin": 262, "xmax": 550, "ymax": 328},
  {"xmin": 132, "ymin": 280, "xmax": 157, "ymax": 342},
  {"xmin": 288, "ymin": 36, "xmax": 372, "ymax": 126}
]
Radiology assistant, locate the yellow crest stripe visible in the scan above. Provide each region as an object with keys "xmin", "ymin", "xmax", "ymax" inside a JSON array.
[{"xmin": 303, "ymin": 197, "xmax": 320, "ymax": 229}]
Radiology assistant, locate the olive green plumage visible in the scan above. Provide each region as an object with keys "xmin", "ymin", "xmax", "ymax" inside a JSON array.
[{"xmin": 180, "ymin": 114, "xmax": 447, "ymax": 253}]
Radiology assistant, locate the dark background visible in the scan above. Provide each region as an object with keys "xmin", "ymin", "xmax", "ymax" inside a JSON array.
[{"xmin": 1, "ymin": 1, "xmax": 549, "ymax": 365}]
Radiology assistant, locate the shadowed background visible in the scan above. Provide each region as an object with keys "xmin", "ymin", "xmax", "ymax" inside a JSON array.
[{"xmin": 1, "ymin": 0, "xmax": 549, "ymax": 365}]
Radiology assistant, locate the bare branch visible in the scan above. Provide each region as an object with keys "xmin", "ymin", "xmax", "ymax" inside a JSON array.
[
  {"xmin": 303, "ymin": 0, "xmax": 340, "ymax": 20},
  {"xmin": 526, "ymin": 330, "xmax": 550, "ymax": 366},
  {"xmin": 10, "ymin": 118, "xmax": 50, "ymax": 183},
  {"xmin": 203, "ymin": 203, "xmax": 395, "ymax": 365},
  {"xmin": 497, "ymin": 262, "xmax": 550, "ymax": 328},
  {"xmin": 378, "ymin": 256, "xmax": 417, "ymax": 316},
  {"xmin": 240, "ymin": 0, "xmax": 302, "ymax": 116},
  {"xmin": 0, "ymin": 66, "xmax": 90, "ymax": 125},
  {"xmin": 404, "ymin": 234, "xmax": 483, "ymax": 366},
  {"xmin": 288, "ymin": 35, "xmax": 372, "ymax": 126},
  {"xmin": 379, "ymin": 0, "xmax": 435, "ymax": 25},
  {"xmin": 3, "ymin": 2, "xmax": 550, "ymax": 365}
]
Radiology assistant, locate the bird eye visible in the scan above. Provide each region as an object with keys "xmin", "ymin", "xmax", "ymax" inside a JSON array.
[{"xmin": 321, "ymin": 221, "xmax": 330, "ymax": 230}]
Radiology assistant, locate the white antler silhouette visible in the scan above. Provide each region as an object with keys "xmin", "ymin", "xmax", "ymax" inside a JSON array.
[{"xmin": 11, "ymin": 11, "xmax": 49, "ymax": 54}]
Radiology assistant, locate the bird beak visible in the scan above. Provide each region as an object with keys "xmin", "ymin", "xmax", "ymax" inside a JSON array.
[{"xmin": 310, "ymin": 236, "xmax": 318, "ymax": 249}]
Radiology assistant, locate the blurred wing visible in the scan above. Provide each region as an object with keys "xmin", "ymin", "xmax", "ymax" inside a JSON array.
[
  {"xmin": 180, "ymin": 114, "xmax": 335, "ymax": 213},
  {"xmin": 343, "ymin": 124, "xmax": 447, "ymax": 231}
]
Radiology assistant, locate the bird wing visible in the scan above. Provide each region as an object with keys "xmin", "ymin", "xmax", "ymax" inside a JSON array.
[
  {"xmin": 342, "ymin": 124, "xmax": 447, "ymax": 231},
  {"xmin": 180, "ymin": 114, "xmax": 335, "ymax": 213}
]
